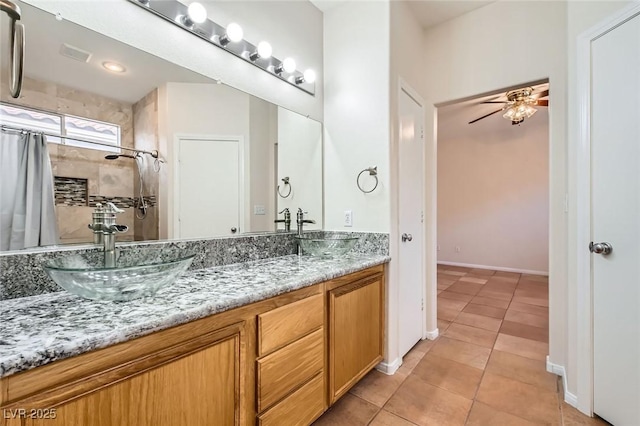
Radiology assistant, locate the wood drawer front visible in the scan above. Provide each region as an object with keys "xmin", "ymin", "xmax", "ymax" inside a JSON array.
[
  {"xmin": 258, "ymin": 373, "xmax": 325, "ymax": 426},
  {"xmin": 258, "ymin": 294, "xmax": 323, "ymax": 356},
  {"xmin": 257, "ymin": 328, "xmax": 324, "ymax": 412}
]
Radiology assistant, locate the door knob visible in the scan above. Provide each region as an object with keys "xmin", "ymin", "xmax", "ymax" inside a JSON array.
[
  {"xmin": 402, "ymin": 233, "xmax": 413, "ymax": 242},
  {"xmin": 231, "ymin": 227, "xmax": 237, "ymax": 234},
  {"xmin": 589, "ymin": 241, "xmax": 612, "ymax": 255}
]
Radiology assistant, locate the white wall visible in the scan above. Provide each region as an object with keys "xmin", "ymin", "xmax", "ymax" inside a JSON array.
[
  {"xmin": 277, "ymin": 107, "xmax": 323, "ymax": 230},
  {"xmin": 24, "ymin": 0, "xmax": 323, "ymax": 121},
  {"xmin": 420, "ymin": 0, "xmax": 568, "ymax": 396},
  {"xmin": 323, "ymin": 1, "xmax": 390, "ymax": 232},
  {"xmin": 437, "ymin": 105, "xmax": 549, "ymax": 274},
  {"xmin": 158, "ymin": 82, "xmax": 252, "ymax": 238}
]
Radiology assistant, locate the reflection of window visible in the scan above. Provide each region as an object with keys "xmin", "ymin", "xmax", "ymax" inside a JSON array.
[{"xmin": 0, "ymin": 102, "xmax": 121, "ymax": 152}]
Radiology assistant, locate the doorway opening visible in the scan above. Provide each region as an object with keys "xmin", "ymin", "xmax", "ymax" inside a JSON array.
[{"xmin": 434, "ymin": 80, "xmax": 552, "ymax": 390}]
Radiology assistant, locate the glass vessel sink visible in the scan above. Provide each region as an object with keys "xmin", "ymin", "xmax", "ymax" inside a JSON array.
[
  {"xmin": 295, "ymin": 235, "xmax": 359, "ymax": 257},
  {"xmin": 43, "ymin": 248, "xmax": 195, "ymax": 302}
]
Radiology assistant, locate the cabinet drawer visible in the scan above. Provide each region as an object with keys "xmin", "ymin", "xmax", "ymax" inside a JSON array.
[
  {"xmin": 258, "ymin": 293, "xmax": 323, "ymax": 356},
  {"xmin": 258, "ymin": 373, "xmax": 325, "ymax": 426},
  {"xmin": 257, "ymin": 328, "xmax": 324, "ymax": 412}
]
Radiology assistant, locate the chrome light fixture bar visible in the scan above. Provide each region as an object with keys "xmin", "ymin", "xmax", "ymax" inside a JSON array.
[{"xmin": 127, "ymin": 0, "xmax": 316, "ymax": 95}]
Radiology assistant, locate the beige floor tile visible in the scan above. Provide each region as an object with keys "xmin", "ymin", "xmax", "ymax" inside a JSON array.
[
  {"xmin": 439, "ymin": 291, "xmax": 475, "ymax": 303},
  {"xmin": 463, "ymin": 303, "xmax": 507, "ymax": 319},
  {"xmin": 454, "ymin": 312, "xmax": 502, "ymax": 332},
  {"xmin": 504, "ymin": 310, "xmax": 548, "ymax": 329},
  {"xmin": 370, "ymin": 410, "xmax": 417, "ymax": 425},
  {"xmin": 349, "ymin": 370, "xmax": 407, "ymax": 407},
  {"xmin": 500, "ymin": 320, "xmax": 549, "ymax": 343},
  {"xmin": 484, "ymin": 281, "xmax": 518, "ymax": 292},
  {"xmin": 514, "ymin": 288, "xmax": 549, "ymax": 299},
  {"xmin": 490, "ymin": 275, "xmax": 521, "ymax": 284},
  {"xmin": 470, "ymin": 268, "xmax": 495, "ymax": 276},
  {"xmin": 438, "ymin": 277, "xmax": 457, "ymax": 286},
  {"xmin": 494, "ymin": 333, "xmax": 549, "ymax": 361},
  {"xmin": 439, "ymin": 298, "xmax": 468, "ymax": 311},
  {"xmin": 442, "ymin": 265, "xmax": 472, "ymax": 273},
  {"xmin": 508, "ymin": 301, "xmax": 549, "ymax": 317},
  {"xmin": 494, "ymin": 271, "xmax": 522, "ymax": 280},
  {"xmin": 441, "ymin": 270, "xmax": 467, "ymax": 277},
  {"xmin": 470, "ymin": 295, "xmax": 510, "ymax": 309},
  {"xmin": 486, "ymin": 350, "xmax": 557, "ymax": 391},
  {"xmin": 437, "ymin": 319, "xmax": 451, "ymax": 333},
  {"xmin": 476, "ymin": 289, "xmax": 513, "ymax": 301},
  {"xmin": 517, "ymin": 281, "xmax": 549, "ymax": 291},
  {"xmin": 384, "ymin": 375, "xmax": 472, "ymax": 426},
  {"xmin": 459, "ymin": 276, "xmax": 488, "ymax": 284},
  {"xmin": 313, "ymin": 394, "xmax": 379, "ymax": 425},
  {"xmin": 429, "ymin": 337, "xmax": 492, "ymax": 370},
  {"xmin": 438, "ymin": 306, "xmax": 462, "ymax": 322},
  {"xmin": 438, "ymin": 283, "xmax": 453, "ymax": 291},
  {"xmin": 443, "ymin": 323, "xmax": 497, "ymax": 348},
  {"xmin": 476, "ymin": 373, "xmax": 561, "ymax": 425},
  {"xmin": 561, "ymin": 402, "xmax": 611, "ymax": 425},
  {"xmin": 446, "ymin": 282, "xmax": 484, "ymax": 296},
  {"xmin": 466, "ymin": 401, "xmax": 538, "ymax": 426},
  {"xmin": 512, "ymin": 295, "xmax": 549, "ymax": 307},
  {"xmin": 521, "ymin": 274, "xmax": 548, "ymax": 283},
  {"xmin": 412, "ymin": 353, "xmax": 483, "ymax": 399},
  {"xmin": 397, "ymin": 348, "xmax": 428, "ymax": 376}
]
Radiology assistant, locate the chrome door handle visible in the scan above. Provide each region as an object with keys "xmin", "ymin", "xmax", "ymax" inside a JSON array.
[
  {"xmin": 402, "ymin": 233, "xmax": 413, "ymax": 242},
  {"xmin": 231, "ymin": 227, "xmax": 237, "ymax": 234},
  {"xmin": 589, "ymin": 241, "xmax": 612, "ymax": 255}
]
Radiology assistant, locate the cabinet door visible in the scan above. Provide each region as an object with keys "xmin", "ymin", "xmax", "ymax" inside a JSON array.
[
  {"xmin": 19, "ymin": 324, "xmax": 243, "ymax": 426},
  {"xmin": 328, "ymin": 274, "xmax": 383, "ymax": 403}
]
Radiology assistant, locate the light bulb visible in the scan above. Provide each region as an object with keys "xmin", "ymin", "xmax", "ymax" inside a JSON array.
[
  {"xmin": 226, "ymin": 23, "xmax": 243, "ymax": 42},
  {"xmin": 187, "ymin": 2, "xmax": 207, "ymax": 24},
  {"xmin": 257, "ymin": 41, "xmax": 272, "ymax": 59},
  {"xmin": 282, "ymin": 57, "xmax": 296, "ymax": 73},
  {"xmin": 303, "ymin": 69, "xmax": 316, "ymax": 84}
]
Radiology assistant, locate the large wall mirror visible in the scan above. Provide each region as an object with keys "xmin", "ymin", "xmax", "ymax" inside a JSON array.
[{"xmin": 0, "ymin": 2, "xmax": 322, "ymax": 252}]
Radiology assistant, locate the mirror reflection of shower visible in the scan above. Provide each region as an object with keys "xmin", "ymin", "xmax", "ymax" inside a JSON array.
[{"xmin": 104, "ymin": 152, "xmax": 153, "ymax": 220}]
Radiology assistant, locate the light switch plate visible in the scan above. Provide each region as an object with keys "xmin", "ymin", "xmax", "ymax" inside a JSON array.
[
  {"xmin": 254, "ymin": 205, "xmax": 266, "ymax": 215},
  {"xmin": 344, "ymin": 210, "xmax": 353, "ymax": 227}
]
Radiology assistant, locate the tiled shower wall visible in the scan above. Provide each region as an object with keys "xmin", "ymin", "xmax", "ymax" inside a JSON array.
[{"xmin": 1, "ymin": 76, "xmax": 144, "ymax": 244}]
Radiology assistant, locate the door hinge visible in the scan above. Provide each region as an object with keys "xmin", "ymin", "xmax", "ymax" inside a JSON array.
[
  {"xmin": 421, "ymin": 211, "xmax": 424, "ymax": 223},
  {"xmin": 420, "ymin": 126, "xmax": 424, "ymax": 140},
  {"xmin": 421, "ymin": 298, "xmax": 424, "ymax": 311}
]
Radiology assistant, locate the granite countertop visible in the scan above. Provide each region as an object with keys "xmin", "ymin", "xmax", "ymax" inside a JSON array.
[{"xmin": 0, "ymin": 254, "xmax": 389, "ymax": 379}]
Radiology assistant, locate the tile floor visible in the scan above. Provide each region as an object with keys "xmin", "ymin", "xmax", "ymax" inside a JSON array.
[{"xmin": 314, "ymin": 265, "xmax": 609, "ymax": 426}]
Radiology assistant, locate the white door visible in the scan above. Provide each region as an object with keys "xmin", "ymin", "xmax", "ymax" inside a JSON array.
[
  {"xmin": 177, "ymin": 137, "xmax": 242, "ymax": 238},
  {"xmin": 398, "ymin": 87, "xmax": 425, "ymax": 357},
  {"xmin": 592, "ymin": 12, "xmax": 640, "ymax": 426}
]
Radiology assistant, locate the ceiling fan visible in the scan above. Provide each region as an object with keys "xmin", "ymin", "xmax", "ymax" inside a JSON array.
[{"xmin": 468, "ymin": 87, "xmax": 549, "ymax": 125}]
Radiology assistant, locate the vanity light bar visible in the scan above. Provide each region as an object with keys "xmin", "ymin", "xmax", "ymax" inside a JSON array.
[{"xmin": 127, "ymin": 0, "xmax": 316, "ymax": 95}]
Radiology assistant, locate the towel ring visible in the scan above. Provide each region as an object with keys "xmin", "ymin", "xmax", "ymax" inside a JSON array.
[
  {"xmin": 357, "ymin": 166, "xmax": 378, "ymax": 193},
  {"xmin": 277, "ymin": 176, "xmax": 292, "ymax": 198}
]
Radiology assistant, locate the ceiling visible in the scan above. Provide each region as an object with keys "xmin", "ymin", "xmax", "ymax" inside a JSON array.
[
  {"xmin": 0, "ymin": 3, "xmax": 212, "ymax": 104},
  {"xmin": 311, "ymin": 0, "xmax": 496, "ymax": 29},
  {"xmin": 438, "ymin": 83, "xmax": 550, "ymax": 138}
]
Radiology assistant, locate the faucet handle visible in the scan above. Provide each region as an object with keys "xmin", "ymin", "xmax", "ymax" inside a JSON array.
[
  {"xmin": 279, "ymin": 208, "xmax": 290, "ymax": 214},
  {"xmin": 105, "ymin": 202, "xmax": 125, "ymax": 214}
]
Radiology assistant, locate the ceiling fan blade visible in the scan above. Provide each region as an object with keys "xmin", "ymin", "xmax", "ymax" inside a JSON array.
[
  {"xmin": 468, "ymin": 108, "xmax": 503, "ymax": 124},
  {"xmin": 482, "ymin": 101, "xmax": 507, "ymax": 104},
  {"xmin": 536, "ymin": 100, "xmax": 549, "ymax": 106},
  {"xmin": 536, "ymin": 89, "xmax": 549, "ymax": 98}
]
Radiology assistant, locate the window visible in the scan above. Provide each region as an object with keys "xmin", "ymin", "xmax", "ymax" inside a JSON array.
[{"xmin": 0, "ymin": 103, "xmax": 121, "ymax": 153}]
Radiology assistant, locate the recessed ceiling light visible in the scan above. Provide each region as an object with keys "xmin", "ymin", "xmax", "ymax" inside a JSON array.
[{"xmin": 102, "ymin": 61, "xmax": 126, "ymax": 73}]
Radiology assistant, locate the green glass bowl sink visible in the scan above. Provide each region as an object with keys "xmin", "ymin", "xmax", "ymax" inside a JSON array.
[
  {"xmin": 294, "ymin": 235, "xmax": 359, "ymax": 257},
  {"xmin": 43, "ymin": 248, "xmax": 195, "ymax": 302}
]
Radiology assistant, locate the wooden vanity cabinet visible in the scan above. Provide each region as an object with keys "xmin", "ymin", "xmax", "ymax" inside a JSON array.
[
  {"xmin": 0, "ymin": 265, "xmax": 385, "ymax": 426},
  {"xmin": 327, "ymin": 267, "xmax": 385, "ymax": 404}
]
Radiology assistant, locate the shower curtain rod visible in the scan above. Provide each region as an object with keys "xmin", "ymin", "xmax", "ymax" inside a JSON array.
[{"xmin": 0, "ymin": 124, "xmax": 159, "ymax": 158}]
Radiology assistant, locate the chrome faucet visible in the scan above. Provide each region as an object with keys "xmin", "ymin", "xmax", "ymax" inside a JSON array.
[
  {"xmin": 275, "ymin": 208, "xmax": 291, "ymax": 232},
  {"xmin": 88, "ymin": 202, "xmax": 129, "ymax": 268},
  {"xmin": 296, "ymin": 208, "xmax": 316, "ymax": 236}
]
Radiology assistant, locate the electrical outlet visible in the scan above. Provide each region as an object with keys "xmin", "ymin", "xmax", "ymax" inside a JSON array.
[
  {"xmin": 344, "ymin": 210, "xmax": 353, "ymax": 227},
  {"xmin": 455, "ymin": 246, "xmax": 461, "ymax": 253},
  {"xmin": 254, "ymin": 205, "xmax": 266, "ymax": 215}
]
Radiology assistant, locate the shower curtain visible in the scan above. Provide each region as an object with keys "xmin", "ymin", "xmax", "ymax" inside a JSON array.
[{"xmin": 0, "ymin": 131, "xmax": 58, "ymax": 250}]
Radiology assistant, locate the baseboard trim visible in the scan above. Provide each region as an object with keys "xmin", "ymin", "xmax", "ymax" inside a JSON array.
[
  {"xmin": 438, "ymin": 261, "xmax": 548, "ymax": 276},
  {"xmin": 377, "ymin": 357, "xmax": 401, "ymax": 375},
  {"xmin": 546, "ymin": 356, "xmax": 578, "ymax": 408},
  {"xmin": 425, "ymin": 329, "xmax": 439, "ymax": 340}
]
